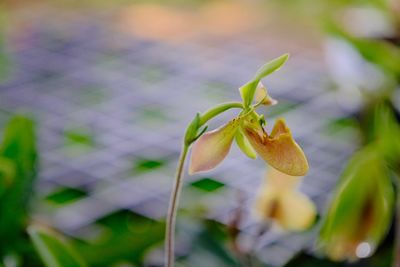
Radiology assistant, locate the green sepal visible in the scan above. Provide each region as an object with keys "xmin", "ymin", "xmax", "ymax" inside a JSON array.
[
  {"xmin": 253, "ymin": 53, "xmax": 289, "ymax": 81},
  {"xmin": 184, "ymin": 113, "xmax": 201, "ymax": 146},
  {"xmin": 239, "ymin": 80, "xmax": 259, "ymax": 108},
  {"xmin": 235, "ymin": 128, "xmax": 257, "ymax": 159},
  {"xmin": 239, "ymin": 53, "xmax": 289, "ymax": 108}
]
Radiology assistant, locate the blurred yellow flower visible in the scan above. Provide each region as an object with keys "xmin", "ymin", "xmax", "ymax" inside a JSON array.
[{"xmin": 255, "ymin": 168, "xmax": 316, "ymax": 231}]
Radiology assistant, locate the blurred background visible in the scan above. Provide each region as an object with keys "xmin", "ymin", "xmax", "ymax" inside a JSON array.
[{"xmin": 0, "ymin": 0, "xmax": 399, "ymax": 266}]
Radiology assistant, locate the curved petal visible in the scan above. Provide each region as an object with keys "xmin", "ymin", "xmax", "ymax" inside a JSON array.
[
  {"xmin": 243, "ymin": 118, "xmax": 309, "ymax": 176},
  {"xmin": 189, "ymin": 117, "xmax": 241, "ymax": 174},
  {"xmin": 254, "ymin": 82, "xmax": 278, "ymax": 106},
  {"xmin": 235, "ymin": 128, "xmax": 257, "ymax": 159}
]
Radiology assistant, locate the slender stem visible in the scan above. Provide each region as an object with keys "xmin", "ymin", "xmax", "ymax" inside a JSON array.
[
  {"xmin": 199, "ymin": 102, "xmax": 243, "ymax": 126},
  {"xmin": 165, "ymin": 144, "xmax": 189, "ymax": 267}
]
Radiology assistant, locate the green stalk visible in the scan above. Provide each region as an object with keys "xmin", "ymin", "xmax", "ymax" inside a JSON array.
[
  {"xmin": 199, "ymin": 102, "xmax": 243, "ymax": 126},
  {"xmin": 165, "ymin": 144, "xmax": 188, "ymax": 267},
  {"xmin": 165, "ymin": 102, "xmax": 243, "ymax": 267}
]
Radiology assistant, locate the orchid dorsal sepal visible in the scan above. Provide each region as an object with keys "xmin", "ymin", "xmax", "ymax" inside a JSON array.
[
  {"xmin": 239, "ymin": 53, "xmax": 289, "ymax": 108},
  {"xmin": 253, "ymin": 53, "xmax": 289, "ymax": 81}
]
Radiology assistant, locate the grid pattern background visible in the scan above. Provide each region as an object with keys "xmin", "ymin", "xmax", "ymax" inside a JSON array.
[{"xmin": 0, "ymin": 11, "xmax": 357, "ymax": 266}]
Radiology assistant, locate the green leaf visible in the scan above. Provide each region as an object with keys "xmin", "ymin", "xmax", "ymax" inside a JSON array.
[
  {"xmin": 28, "ymin": 226, "xmax": 87, "ymax": 267},
  {"xmin": 319, "ymin": 146, "xmax": 394, "ymax": 261},
  {"xmin": 0, "ymin": 157, "xmax": 15, "ymax": 196},
  {"xmin": 72, "ymin": 211, "xmax": 164, "ymax": 266},
  {"xmin": 239, "ymin": 53, "xmax": 289, "ymax": 107},
  {"xmin": 190, "ymin": 178, "xmax": 225, "ymax": 192},
  {"xmin": 0, "ymin": 115, "xmax": 37, "ymax": 262}
]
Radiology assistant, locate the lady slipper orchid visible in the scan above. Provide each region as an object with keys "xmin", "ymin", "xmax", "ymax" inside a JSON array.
[
  {"xmin": 255, "ymin": 168, "xmax": 316, "ymax": 231},
  {"xmin": 166, "ymin": 54, "xmax": 311, "ymax": 267},
  {"xmin": 189, "ymin": 113, "xmax": 309, "ymax": 176}
]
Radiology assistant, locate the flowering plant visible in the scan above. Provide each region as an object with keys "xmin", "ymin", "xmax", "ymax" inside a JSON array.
[{"xmin": 165, "ymin": 54, "xmax": 309, "ymax": 267}]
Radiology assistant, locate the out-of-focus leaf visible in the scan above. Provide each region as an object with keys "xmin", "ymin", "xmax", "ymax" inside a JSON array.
[
  {"xmin": 178, "ymin": 220, "xmax": 239, "ymax": 267},
  {"xmin": 190, "ymin": 178, "xmax": 225, "ymax": 192},
  {"xmin": 132, "ymin": 158, "xmax": 166, "ymax": 174},
  {"xmin": 359, "ymin": 101, "xmax": 400, "ymax": 166},
  {"xmin": 0, "ymin": 157, "xmax": 15, "ymax": 196},
  {"xmin": 64, "ymin": 128, "xmax": 94, "ymax": 147},
  {"xmin": 45, "ymin": 187, "xmax": 87, "ymax": 205},
  {"xmin": 73, "ymin": 211, "xmax": 164, "ymax": 266},
  {"xmin": 326, "ymin": 22, "xmax": 400, "ymax": 79},
  {"xmin": 0, "ymin": 116, "xmax": 37, "ymax": 263},
  {"xmin": 319, "ymin": 146, "xmax": 394, "ymax": 261},
  {"xmin": 28, "ymin": 226, "xmax": 87, "ymax": 267}
]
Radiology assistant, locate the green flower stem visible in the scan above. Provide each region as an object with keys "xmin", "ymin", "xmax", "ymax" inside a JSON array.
[
  {"xmin": 165, "ymin": 144, "xmax": 189, "ymax": 267},
  {"xmin": 165, "ymin": 102, "xmax": 244, "ymax": 267},
  {"xmin": 199, "ymin": 102, "xmax": 243, "ymax": 126}
]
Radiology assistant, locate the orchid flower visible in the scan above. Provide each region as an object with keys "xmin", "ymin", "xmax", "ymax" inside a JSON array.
[
  {"xmin": 188, "ymin": 56, "xmax": 309, "ymax": 176},
  {"xmin": 255, "ymin": 168, "xmax": 316, "ymax": 231},
  {"xmin": 165, "ymin": 54, "xmax": 310, "ymax": 267}
]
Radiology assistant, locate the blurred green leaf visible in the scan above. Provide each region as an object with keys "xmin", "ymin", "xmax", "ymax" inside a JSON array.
[
  {"xmin": 73, "ymin": 211, "xmax": 164, "ymax": 266},
  {"xmin": 133, "ymin": 158, "xmax": 166, "ymax": 174},
  {"xmin": 325, "ymin": 22, "xmax": 400, "ymax": 80},
  {"xmin": 64, "ymin": 128, "xmax": 94, "ymax": 147},
  {"xmin": 178, "ymin": 220, "xmax": 239, "ymax": 267},
  {"xmin": 0, "ymin": 115, "xmax": 37, "ymax": 263},
  {"xmin": 45, "ymin": 187, "xmax": 87, "ymax": 205},
  {"xmin": 190, "ymin": 178, "xmax": 225, "ymax": 192},
  {"xmin": 0, "ymin": 157, "xmax": 15, "ymax": 197},
  {"xmin": 319, "ymin": 146, "xmax": 394, "ymax": 261},
  {"xmin": 28, "ymin": 226, "xmax": 87, "ymax": 267}
]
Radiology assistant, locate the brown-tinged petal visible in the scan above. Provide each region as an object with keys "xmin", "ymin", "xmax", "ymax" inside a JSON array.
[
  {"xmin": 243, "ymin": 118, "xmax": 309, "ymax": 176},
  {"xmin": 188, "ymin": 117, "xmax": 242, "ymax": 174},
  {"xmin": 254, "ymin": 82, "xmax": 278, "ymax": 106}
]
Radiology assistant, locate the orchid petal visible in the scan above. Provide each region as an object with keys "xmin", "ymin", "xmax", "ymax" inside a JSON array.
[
  {"xmin": 254, "ymin": 82, "xmax": 278, "ymax": 106},
  {"xmin": 189, "ymin": 117, "xmax": 242, "ymax": 174},
  {"xmin": 243, "ymin": 118, "xmax": 309, "ymax": 176},
  {"xmin": 235, "ymin": 128, "xmax": 257, "ymax": 159}
]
